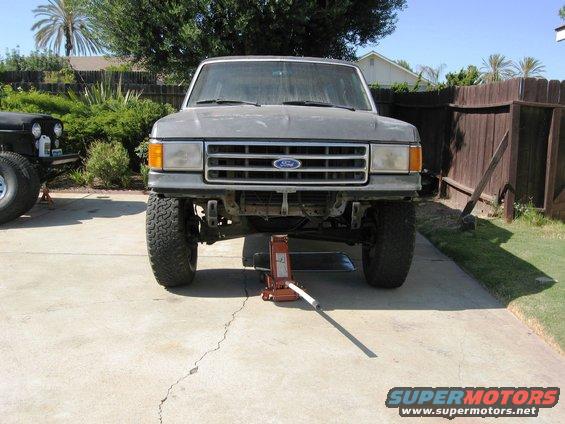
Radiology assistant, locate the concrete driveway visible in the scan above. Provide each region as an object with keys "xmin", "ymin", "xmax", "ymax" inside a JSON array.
[{"xmin": 1, "ymin": 193, "xmax": 563, "ymax": 423}]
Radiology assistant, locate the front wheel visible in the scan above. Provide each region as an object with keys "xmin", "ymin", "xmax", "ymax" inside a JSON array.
[
  {"xmin": 0, "ymin": 152, "xmax": 41, "ymax": 214},
  {"xmin": 0, "ymin": 155, "xmax": 31, "ymax": 225},
  {"xmin": 362, "ymin": 202, "xmax": 416, "ymax": 288},
  {"xmin": 146, "ymin": 193, "xmax": 198, "ymax": 287}
]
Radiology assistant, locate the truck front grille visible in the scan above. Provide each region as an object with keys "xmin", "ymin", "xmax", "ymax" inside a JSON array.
[{"xmin": 205, "ymin": 141, "xmax": 369, "ymax": 185}]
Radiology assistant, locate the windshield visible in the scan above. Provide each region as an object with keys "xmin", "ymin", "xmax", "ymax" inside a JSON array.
[{"xmin": 186, "ymin": 61, "xmax": 373, "ymax": 111}]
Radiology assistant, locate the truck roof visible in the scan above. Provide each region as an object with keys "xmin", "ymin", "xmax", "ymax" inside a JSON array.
[{"xmin": 200, "ymin": 55, "xmax": 359, "ymax": 68}]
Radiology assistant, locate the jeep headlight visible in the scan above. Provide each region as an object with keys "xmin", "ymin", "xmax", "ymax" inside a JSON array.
[
  {"xmin": 370, "ymin": 144, "xmax": 422, "ymax": 173},
  {"xmin": 32, "ymin": 123, "xmax": 42, "ymax": 139},
  {"xmin": 54, "ymin": 122, "xmax": 63, "ymax": 137},
  {"xmin": 148, "ymin": 141, "xmax": 203, "ymax": 171}
]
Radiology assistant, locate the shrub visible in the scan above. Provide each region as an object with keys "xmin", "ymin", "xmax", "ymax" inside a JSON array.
[
  {"xmin": 135, "ymin": 139, "xmax": 150, "ymax": 187},
  {"xmin": 446, "ymin": 65, "xmax": 480, "ymax": 87},
  {"xmin": 44, "ymin": 68, "xmax": 76, "ymax": 84},
  {"xmin": 0, "ymin": 49, "xmax": 69, "ymax": 71},
  {"xmin": 391, "ymin": 82, "xmax": 410, "ymax": 93},
  {"xmin": 0, "ymin": 85, "xmax": 174, "ymax": 166},
  {"xmin": 68, "ymin": 169, "xmax": 92, "ymax": 186},
  {"xmin": 514, "ymin": 201, "xmax": 549, "ymax": 227},
  {"xmin": 68, "ymin": 80, "xmax": 141, "ymax": 107},
  {"xmin": 85, "ymin": 141, "xmax": 131, "ymax": 187},
  {"xmin": 140, "ymin": 164, "xmax": 150, "ymax": 187},
  {"xmin": 135, "ymin": 139, "xmax": 149, "ymax": 161},
  {"xmin": 0, "ymin": 85, "xmax": 84, "ymax": 116}
]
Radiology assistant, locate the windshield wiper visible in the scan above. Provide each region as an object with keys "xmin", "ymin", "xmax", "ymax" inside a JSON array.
[
  {"xmin": 282, "ymin": 100, "xmax": 355, "ymax": 111},
  {"xmin": 196, "ymin": 98, "xmax": 261, "ymax": 106}
]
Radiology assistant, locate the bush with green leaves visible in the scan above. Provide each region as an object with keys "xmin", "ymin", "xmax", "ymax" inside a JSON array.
[
  {"xmin": 0, "ymin": 85, "xmax": 84, "ymax": 115},
  {"xmin": 135, "ymin": 139, "xmax": 150, "ymax": 187},
  {"xmin": 0, "ymin": 49, "xmax": 70, "ymax": 72},
  {"xmin": 514, "ymin": 200, "xmax": 549, "ymax": 227},
  {"xmin": 85, "ymin": 141, "xmax": 131, "ymax": 187},
  {"xmin": 445, "ymin": 65, "xmax": 480, "ymax": 87},
  {"xmin": 0, "ymin": 85, "xmax": 174, "ymax": 167},
  {"xmin": 44, "ymin": 68, "xmax": 76, "ymax": 84},
  {"xmin": 391, "ymin": 82, "xmax": 410, "ymax": 93}
]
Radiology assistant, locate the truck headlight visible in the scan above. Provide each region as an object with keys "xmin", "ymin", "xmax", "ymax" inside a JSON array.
[
  {"xmin": 54, "ymin": 122, "xmax": 63, "ymax": 137},
  {"xmin": 32, "ymin": 123, "xmax": 42, "ymax": 139},
  {"xmin": 148, "ymin": 141, "xmax": 203, "ymax": 171},
  {"xmin": 370, "ymin": 144, "xmax": 422, "ymax": 173}
]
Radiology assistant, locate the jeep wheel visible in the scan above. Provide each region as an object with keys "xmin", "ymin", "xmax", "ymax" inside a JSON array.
[
  {"xmin": 0, "ymin": 155, "xmax": 31, "ymax": 224},
  {"xmin": 146, "ymin": 193, "xmax": 198, "ymax": 287},
  {"xmin": 0, "ymin": 152, "xmax": 41, "ymax": 214},
  {"xmin": 362, "ymin": 202, "xmax": 416, "ymax": 288}
]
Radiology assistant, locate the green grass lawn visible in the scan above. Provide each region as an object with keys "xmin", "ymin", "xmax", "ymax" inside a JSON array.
[{"xmin": 416, "ymin": 200, "xmax": 565, "ymax": 353}]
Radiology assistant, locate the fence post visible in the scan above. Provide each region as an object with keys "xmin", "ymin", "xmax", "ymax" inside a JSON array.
[
  {"xmin": 543, "ymin": 108, "xmax": 562, "ymax": 218},
  {"xmin": 505, "ymin": 103, "xmax": 521, "ymax": 222}
]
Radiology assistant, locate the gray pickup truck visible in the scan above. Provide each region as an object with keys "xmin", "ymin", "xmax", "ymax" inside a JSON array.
[{"xmin": 146, "ymin": 56, "xmax": 422, "ymax": 289}]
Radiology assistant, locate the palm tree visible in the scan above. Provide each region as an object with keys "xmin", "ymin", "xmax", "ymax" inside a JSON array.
[
  {"xmin": 32, "ymin": 0, "xmax": 101, "ymax": 56},
  {"xmin": 480, "ymin": 54, "xmax": 514, "ymax": 83},
  {"xmin": 514, "ymin": 57, "xmax": 545, "ymax": 78}
]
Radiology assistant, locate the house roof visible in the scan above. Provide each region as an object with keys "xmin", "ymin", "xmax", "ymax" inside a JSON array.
[
  {"xmin": 67, "ymin": 56, "xmax": 138, "ymax": 71},
  {"xmin": 356, "ymin": 50, "xmax": 430, "ymax": 83}
]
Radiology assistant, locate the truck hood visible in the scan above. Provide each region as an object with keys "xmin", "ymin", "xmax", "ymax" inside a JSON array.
[{"xmin": 151, "ymin": 105, "xmax": 418, "ymax": 142}]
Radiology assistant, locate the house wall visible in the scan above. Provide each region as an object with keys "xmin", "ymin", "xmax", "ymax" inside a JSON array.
[{"xmin": 357, "ymin": 56, "xmax": 421, "ymax": 88}]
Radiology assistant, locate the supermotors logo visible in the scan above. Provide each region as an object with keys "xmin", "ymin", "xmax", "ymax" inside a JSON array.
[{"xmin": 385, "ymin": 387, "xmax": 560, "ymax": 419}]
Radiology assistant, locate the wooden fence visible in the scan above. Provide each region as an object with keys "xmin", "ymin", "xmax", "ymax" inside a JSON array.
[
  {"xmin": 3, "ymin": 74, "xmax": 563, "ymax": 220},
  {"xmin": 372, "ymin": 78, "xmax": 565, "ymax": 221},
  {"xmin": 5, "ymin": 82, "xmax": 189, "ymax": 109},
  {"xmin": 0, "ymin": 70, "xmax": 159, "ymax": 84}
]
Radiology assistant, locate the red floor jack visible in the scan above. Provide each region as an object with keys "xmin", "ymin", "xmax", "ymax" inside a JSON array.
[{"xmin": 259, "ymin": 235, "xmax": 321, "ymax": 309}]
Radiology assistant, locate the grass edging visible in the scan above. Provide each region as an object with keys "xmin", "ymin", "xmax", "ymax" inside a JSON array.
[{"xmin": 416, "ymin": 200, "xmax": 564, "ymax": 354}]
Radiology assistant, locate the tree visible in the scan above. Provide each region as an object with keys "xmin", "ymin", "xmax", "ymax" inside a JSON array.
[
  {"xmin": 84, "ymin": 0, "xmax": 407, "ymax": 76},
  {"xmin": 479, "ymin": 54, "xmax": 514, "ymax": 83},
  {"xmin": 419, "ymin": 64, "xmax": 446, "ymax": 86},
  {"xmin": 396, "ymin": 59, "xmax": 412, "ymax": 72},
  {"xmin": 514, "ymin": 57, "xmax": 545, "ymax": 78},
  {"xmin": 32, "ymin": 0, "xmax": 101, "ymax": 56},
  {"xmin": 560, "ymin": 5, "xmax": 565, "ymax": 20},
  {"xmin": 445, "ymin": 65, "xmax": 480, "ymax": 86},
  {"xmin": 0, "ymin": 49, "xmax": 69, "ymax": 71}
]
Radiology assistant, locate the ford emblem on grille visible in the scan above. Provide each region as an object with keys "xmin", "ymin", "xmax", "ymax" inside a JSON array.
[{"xmin": 273, "ymin": 158, "xmax": 302, "ymax": 170}]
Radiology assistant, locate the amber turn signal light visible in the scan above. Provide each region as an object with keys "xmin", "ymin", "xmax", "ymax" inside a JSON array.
[
  {"xmin": 409, "ymin": 146, "xmax": 422, "ymax": 172},
  {"xmin": 148, "ymin": 143, "xmax": 163, "ymax": 170}
]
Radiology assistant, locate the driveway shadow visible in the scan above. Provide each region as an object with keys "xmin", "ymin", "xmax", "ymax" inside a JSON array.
[
  {"xmin": 171, "ymin": 213, "xmax": 555, "ymax": 315},
  {"xmin": 1, "ymin": 194, "xmax": 147, "ymax": 229}
]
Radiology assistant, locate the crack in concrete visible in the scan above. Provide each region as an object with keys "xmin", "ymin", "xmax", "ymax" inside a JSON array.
[{"xmin": 157, "ymin": 270, "xmax": 250, "ymax": 423}]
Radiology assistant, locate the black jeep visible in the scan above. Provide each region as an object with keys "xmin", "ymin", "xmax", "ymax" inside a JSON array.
[{"xmin": 0, "ymin": 111, "xmax": 79, "ymax": 224}]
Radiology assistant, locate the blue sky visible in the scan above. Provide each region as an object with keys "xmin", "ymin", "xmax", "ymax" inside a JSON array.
[{"xmin": 1, "ymin": 0, "xmax": 563, "ymax": 80}]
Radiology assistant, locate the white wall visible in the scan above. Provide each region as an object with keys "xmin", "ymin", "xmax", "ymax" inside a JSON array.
[{"xmin": 357, "ymin": 55, "xmax": 422, "ymax": 88}]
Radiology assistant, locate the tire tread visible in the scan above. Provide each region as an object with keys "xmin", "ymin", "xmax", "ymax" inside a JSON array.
[
  {"xmin": 146, "ymin": 193, "xmax": 197, "ymax": 287},
  {"xmin": 362, "ymin": 202, "xmax": 416, "ymax": 288}
]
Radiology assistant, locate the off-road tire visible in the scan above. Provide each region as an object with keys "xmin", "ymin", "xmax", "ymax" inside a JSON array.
[
  {"xmin": 146, "ymin": 193, "xmax": 198, "ymax": 287},
  {"xmin": 362, "ymin": 202, "xmax": 416, "ymax": 288},
  {"xmin": 0, "ymin": 152, "xmax": 41, "ymax": 214},
  {"xmin": 0, "ymin": 155, "xmax": 31, "ymax": 224}
]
